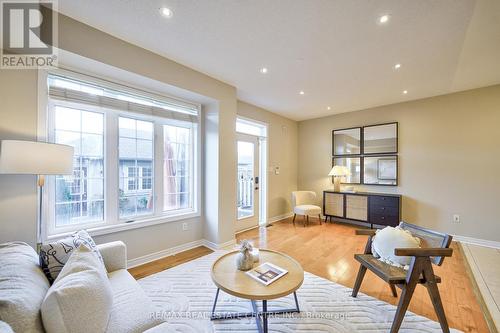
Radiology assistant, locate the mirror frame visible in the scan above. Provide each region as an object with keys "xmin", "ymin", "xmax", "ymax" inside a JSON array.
[
  {"xmin": 331, "ymin": 122, "xmax": 399, "ymax": 187},
  {"xmin": 362, "ymin": 155, "xmax": 398, "ymax": 186},
  {"xmin": 362, "ymin": 122, "xmax": 398, "ymax": 155},
  {"xmin": 332, "ymin": 127, "xmax": 362, "ymax": 156},
  {"xmin": 332, "ymin": 157, "xmax": 361, "ymax": 184}
]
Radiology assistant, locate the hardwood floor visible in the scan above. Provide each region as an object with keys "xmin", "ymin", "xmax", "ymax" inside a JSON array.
[
  {"xmin": 129, "ymin": 246, "xmax": 213, "ymax": 279},
  {"xmin": 237, "ymin": 218, "xmax": 490, "ymax": 333},
  {"xmin": 130, "ymin": 217, "xmax": 490, "ymax": 332}
]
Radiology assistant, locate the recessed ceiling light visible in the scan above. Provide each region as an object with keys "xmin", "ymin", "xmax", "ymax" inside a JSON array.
[
  {"xmin": 299, "ymin": 91, "xmax": 305, "ymax": 95},
  {"xmin": 327, "ymin": 106, "xmax": 331, "ymax": 110},
  {"xmin": 403, "ymin": 90, "xmax": 408, "ymax": 94},
  {"xmin": 259, "ymin": 67, "xmax": 268, "ymax": 74},
  {"xmin": 160, "ymin": 7, "xmax": 173, "ymax": 18},
  {"xmin": 379, "ymin": 14, "xmax": 390, "ymax": 24},
  {"xmin": 394, "ymin": 63, "xmax": 401, "ymax": 69}
]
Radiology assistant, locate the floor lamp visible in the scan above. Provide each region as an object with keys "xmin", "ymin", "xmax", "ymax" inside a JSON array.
[{"xmin": 0, "ymin": 140, "xmax": 74, "ymax": 252}]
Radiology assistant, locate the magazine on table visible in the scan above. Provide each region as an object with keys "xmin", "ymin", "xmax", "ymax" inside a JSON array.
[{"xmin": 246, "ymin": 262, "xmax": 288, "ymax": 286}]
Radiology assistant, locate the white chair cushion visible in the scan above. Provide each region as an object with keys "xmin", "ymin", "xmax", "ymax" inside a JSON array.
[
  {"xmin": 0, "ymin": 242, "xmax": 49, "ymax": 333},
  {"xmin": 294, "ymin": 204, "xmax": 321, "ymax": 215},
  {"xmin": 41, "ymin": 244, "xmax": 113, "ymax": 333},
  {"xmin": 371, "ymin": 226, "xmax": 421, "ymax": 269}
]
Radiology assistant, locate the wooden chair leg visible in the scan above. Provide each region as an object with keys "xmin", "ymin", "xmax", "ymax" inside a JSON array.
[
  {"xmin": 351, "ymin": 265, "xmax": 367, "ymax": 297},
  {"xmin": 422, "ymin": 261, "xmax": 450, "ymax": 333},
  {"xmin": 303, "ymin": 215, "xmax": 306, "ymax": 227},
  {"xmin": 389, "ymin": 283, "xmax": 398, "ymax": 297},
  {"xmin": 292, "ymin": 213, "xmax": 296, "ymax": 225},
  {"xmin": 318, "ymin": 214, "xmax": 322, "ymax": 225},
  {"xmin": 390, "ymin": 280, "xmax": 418, "ymax": 333},
  {"xmin": 306, "ymin": 215, "xmax": 309, "ymax": 226},
  {"xmin": 390, "ymin": 258, "xmax": 422, "ymax": 333}
]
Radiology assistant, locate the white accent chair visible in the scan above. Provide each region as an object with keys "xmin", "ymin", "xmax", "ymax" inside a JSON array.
[{"xmin": 291, "ymin": 191, "xmax": 322, "ymax": 227}]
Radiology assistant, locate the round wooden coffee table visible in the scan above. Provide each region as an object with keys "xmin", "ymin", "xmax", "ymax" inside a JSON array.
[{"xmin": 210, "ymin": 249, "xmax": 304, "ymax": 333}]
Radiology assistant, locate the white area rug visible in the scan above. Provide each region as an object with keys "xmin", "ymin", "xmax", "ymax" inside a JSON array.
[{"xmin": 139, "ymin": 251, "xmax": 460, "ymax": 332}]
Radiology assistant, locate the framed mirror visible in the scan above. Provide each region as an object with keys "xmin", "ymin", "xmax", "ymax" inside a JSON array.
[
  {"xmin": 332, "ymin": 127, "xmax": 361, "ymax": 156},
  {"xmin": 363, "ymin": 123, "xmax": 398, "ymax": 154},
  {"xmin": 363, "ymin": 156, "xmax": 397, "ymax": 185},
  {"xmin": 332, "ymin": 157, "xmax": 361, "ymax": 184}
]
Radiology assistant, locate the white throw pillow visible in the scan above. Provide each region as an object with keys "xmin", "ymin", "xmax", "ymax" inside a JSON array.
[
  {"xmin": 41, "ymin": 244, "xmax": 113, "ymax": 333},
  {"xmin": 371, "ymin": 226, "xmax": 421, "ymax": 269},
  {"xmin": 0, "ymin": 321, "xmax": 14, "ymax": 333}
]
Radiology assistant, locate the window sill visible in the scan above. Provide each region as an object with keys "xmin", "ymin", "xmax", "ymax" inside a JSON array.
[{"xmin": 46, "ymin": 211, "xmax": 200, "ymax": 241}]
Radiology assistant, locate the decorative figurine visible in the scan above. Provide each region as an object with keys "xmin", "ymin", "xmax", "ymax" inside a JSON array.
[{"xmin": 236, "ymin": 240, "xmax": 254, "ymax": 271}]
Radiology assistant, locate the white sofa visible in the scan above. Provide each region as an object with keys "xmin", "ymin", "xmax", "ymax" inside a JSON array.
[{"xmin": 0, "ymin": 241, "xmax": 167, "ymax": 333}]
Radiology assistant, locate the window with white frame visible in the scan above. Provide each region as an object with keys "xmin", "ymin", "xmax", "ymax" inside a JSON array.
[
  {"xmin": 118, "ymin": 117, "xmax": 154, "ymax": 218},
  {"xmin": 46, "ymin": 71, "xmax": 199, "ymax": 236},
  {"xmin": 53, "ymin": 106, "xmax": 104, "ymax": 227}
]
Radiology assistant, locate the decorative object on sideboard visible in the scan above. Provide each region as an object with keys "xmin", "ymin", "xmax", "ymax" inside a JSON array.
[
  {"xmin": 0, "ymin": 140, "xmax": 74, "ymax": 252},
  {"xmin": 235, "ymin": 240, "xmax": 254, "ymax": 271},
  {"xmin": 332, "ymin": 122, "xmax": 398, "ymax": 186},
  {"xmin": 328, "ymin": 165, "xmax": 350, "ymax": 192},
  {"xmin": 343, "ymin": 186, "xmax": 356, "ymax": 193}
]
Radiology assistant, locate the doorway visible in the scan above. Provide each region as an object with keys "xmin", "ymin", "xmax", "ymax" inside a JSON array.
[{"xmin": 236, "ymin": 117, "xmax": 267, "ymax": 233}]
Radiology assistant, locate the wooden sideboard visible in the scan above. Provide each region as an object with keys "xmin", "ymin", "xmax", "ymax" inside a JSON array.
[{"xmin": 323, "ymin": 191, "xmax": 402, "ymax": 228}]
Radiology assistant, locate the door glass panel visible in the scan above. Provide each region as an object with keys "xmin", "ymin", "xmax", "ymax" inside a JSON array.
[{"xmin": 237, "ymin": 141, "xmax": 254, "ymax": 219}]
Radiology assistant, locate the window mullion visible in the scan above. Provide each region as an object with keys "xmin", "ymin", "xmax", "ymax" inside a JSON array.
[
  {"xmin": 154, "ymin": 123, "xmax": 164, "ymax": 216},
  {"xmin": 106, "ymin": 111, "xmax": 119, "ymax": 225}
]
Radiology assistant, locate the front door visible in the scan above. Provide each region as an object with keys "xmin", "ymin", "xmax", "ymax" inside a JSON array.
[{"xmin": 236, "ymin": 133, "xmax": 259, "ymax": 232}]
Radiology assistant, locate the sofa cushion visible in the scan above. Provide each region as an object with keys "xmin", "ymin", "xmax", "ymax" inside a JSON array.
[
  {"xmin": 106, "ymin": 269, "xmax": 164, "ymax": 333},
  {"xmin": 0, "ymin": 242, "xmax": 49, "ymax": 333},
  {"xmin": 372, "ymin": 225, "xmax": 421, "ymax": 268},
  {"xmin": 40, "ymin": 230, "xmax": 104, "ymax": 283},
  {"xmin": 41, "ymin": 244, "xmax": 113, "ymax": 333}
]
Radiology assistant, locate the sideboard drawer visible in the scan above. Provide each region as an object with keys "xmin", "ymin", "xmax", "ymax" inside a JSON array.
[
  {"xmin": 324, "ymin": 192, "xmax": 344, "ymax": 217},
  {"xmin": 346, "ymin": 195, "xmax": 368, "ymax": 221},
  {"xmin": 369, "ymin": 196, "xmax": 399, "ymax": 208},
  {"xmin": 369, "ymin": 205, "xmax": 399, "ymax": 217},
  {"xmin": 370, "ymin": 213, "xmax": 399, "ymax": 227}
]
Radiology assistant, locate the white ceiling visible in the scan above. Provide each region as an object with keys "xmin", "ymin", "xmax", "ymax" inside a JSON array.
[{"xmin": 57, "ymin": 0, "xmax": 500, "ymax": 121}]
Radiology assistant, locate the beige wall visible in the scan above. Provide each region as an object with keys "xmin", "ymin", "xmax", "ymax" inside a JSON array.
[
  {"xmin": 0, "ymin": 70, "xmax": 39, "ymax": 245},
  {"xmin": 298, "ymin": 85, "xmax": 500, "ymax": 242},
  {"xmin": 237, "ymin": 101, "xmax": 298, "ymax": 220}
]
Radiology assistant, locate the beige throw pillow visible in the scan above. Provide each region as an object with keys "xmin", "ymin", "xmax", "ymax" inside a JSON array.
[{"xmin": 41, "ymin": 244, "xmax": 113, "ymax": 333}]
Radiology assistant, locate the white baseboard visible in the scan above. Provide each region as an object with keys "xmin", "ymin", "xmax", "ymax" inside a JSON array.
[
  {"xmin": 127, "ymin": 239, "xmax": 205, "ymax": 268},
  {"xmin": 235, "ymin": 225, "xmax": 260, "ymax": 234},
  {"xmin": 453, "ymin": 234, "xmax": 500, "ymax": 249},
  {"xmin": 267, "ymin": 212, "xmax": 294, "ymax": 224},
  {"xmin": 127, "ymin": 238, "xmax": 238, "ymax": 268},
  {"xmin": 203, "ymin": 238, "xmax": 237, "ymax": 250}
]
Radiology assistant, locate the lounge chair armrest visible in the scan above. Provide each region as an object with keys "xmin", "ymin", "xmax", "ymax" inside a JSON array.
[
  {"xmin": 394, "ymin": 247, "xmax": 453, "ymax": 257},
  {"xmin": 355, "ymin": 229, "xmax": 377, "ymax": 236}
]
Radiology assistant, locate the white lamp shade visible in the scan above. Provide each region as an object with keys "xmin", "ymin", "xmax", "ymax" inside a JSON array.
[
  {"xmin": 328, "ymin": 165, "xmax": 350, "ymax": 177},
  {"xmin": 0, "ymin": 140, "xmax": 74, "ymax": 175}
]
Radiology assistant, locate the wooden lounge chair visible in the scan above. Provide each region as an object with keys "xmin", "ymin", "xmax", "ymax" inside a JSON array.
[{"xmin": 351, "ymin": 222, "xmax": 453, "ymax": 333}]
